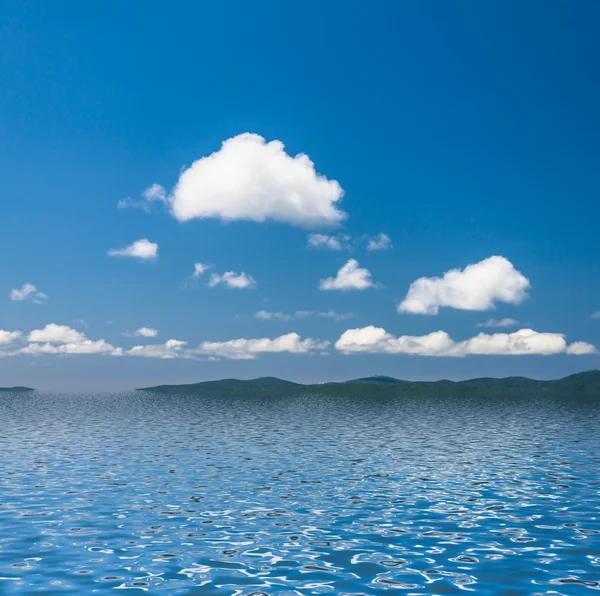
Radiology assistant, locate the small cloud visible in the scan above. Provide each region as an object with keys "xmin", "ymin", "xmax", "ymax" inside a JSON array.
[
  {"xmin": 366, "ymin": 233, "xmax": 392, "ymax": 251},
  {"xmin": 320, "ymin": 259, "xmax": 375, "ymax": 291},
  {"xmin": 255, "ymin": 309, "xmax": 354, "ymax": 323},
  {"xmin": 398, "ymin": 256, "xmax": 530, "ymax": 315},
  {"xmin": 73, "ymin": 319, "xmax": 89, "ymax": 328},
  {"xmin": 566, "ymin": 341, "xmax": 598, "ymax": 355},
  {"xmin": 126, "ymin": 339, "xmax": 188, "ymax": 359},
  {"xmin": 307, "ymin": 233, "xmax": 351, "ymax": 251},
  {"xmin": 108, "ymin": 239, "xmax": 158, "ymax": 260},
  {"xmin": 591, "ymin": 311, "xmax": 600, "ymax": 319},
  {"xmin": 192, "ymin": 333, "xmax": 329, "ymax": 360},
  {"xmin": 0, "ymin": 330, "xmax": 21, "ymax": 345},
  {"xmin": 118, "ymin": 184, "xmax": 169, "ymax": 211},
  {"xmin": 208, "ymin": 271, "xmax": 256, "ymax": 289},
  {"xmin": 476, "ymin": 318, "xmax": 519, "ymax": 328},
  {"xmin": 134, "ymin": 327, "xmax": 158, "ymax": 338},
  {"xmin": 193, "ymin": 263, "xmax": 210, "ymax": 277},
  {"xmin": 10, "ymin": 283, "xmax": 48, "ymax": 303}
]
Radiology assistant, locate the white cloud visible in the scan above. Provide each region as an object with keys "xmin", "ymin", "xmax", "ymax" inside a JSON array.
[
  {"xmin": 163, "ymin": 133, "xmax": 345, "ymax": 227},
  {"xmin": 591, "ymin": 311, "xmax": 600, "ymax": 319},
  {"xmin": 108, "ymin": 238, "xmax": 158, "ymax": 260},
  {"xmin": 320, "ymin": 259, "xmax": 375, "ymax": 291},
  {"xmin": 0, "ymin": 330, "xmax": 21, "ymax": 345},
  {"xmin": 134, "ymin": 327, "xmax": 158, "ymax": 338},
  {"xmin": 566, "ymin": 341, "xmax": 598, "ymax": 355},
  {"xmin": 21, "ymin": 339, "xmax": 117, "ymax": 356},
  {"xmin": 255, "ymin": 309, "xmax": 354, "ymax": 322},
  {"xmin": 10, "ymin": 283, "xmax": 48, "ymax": 303},
  {"xmin": 28, "ymin": 324, "xmax": 86, "ymax": 344},
  {"xmin": 193, "ymin": 263, "xmax": 210, "ymax": 277},
  {"xmin": 193, "ymin": 332, "xmax": 329, "ymax": 360},
  {"xmin": 335, "ymin": 326, "xmax": 596, "ymax": 357},
  {"xmin": 209, "ymin": 271, "xmax": 256, "ymax": 289},
  {"xmin": 24, "ymin": 323, "xmax": 119, "ymax": 356},
  {"xmin": 399, "ymin": 256, "xmax": 530, "ymax": 315},
  {"xmin": 307, "ymin": 233, "xmax": 350, "ymax": 251},
  {"xmin": 477, "ymin": 318, "xmax": 519, "ymax": 328},
  {"xmin": 366, "ymin": 233, "xmax": 392, "ymax": 251},
  {"xmin": 126, "ymin": 339, "xmax": 188, "ymax": 359}
]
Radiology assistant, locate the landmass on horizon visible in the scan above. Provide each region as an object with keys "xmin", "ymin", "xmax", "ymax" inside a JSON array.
[{"xmin": 137, "ymin": 370, "xmax": 600, "ymax": 398}]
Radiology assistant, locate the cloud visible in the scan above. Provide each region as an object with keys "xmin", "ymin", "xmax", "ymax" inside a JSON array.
[
  {"xmin": 208, "ymin": 271, "xmax": 256, "ymax": 289},
  {"xmin": 23, "ymin": 323, "xmax": 119, "ymax": 356},
  {"xmin": 0, "ymin": 330, "xmax": 21, "ymax": 345},
  {"xmin": 162, "ymin": 133, "xmax": 345, "ymax": 227},
  {"xmin": 320, "ymin": 259, "xmax": 375, "ymax": 291},
  {"xmin": 28, "ymin": 324, "xmax": 86, "ymax": 344},
  {"xmin": 307, "ymin": 233, "xmax": 350, "ymax": 251},
  {"xmin": 399, "ymin": 256, "xmax": 530, "ymax": 315},
  {"xmin": 476, "ymin": 318, "xmax": 519, "ymax": 328},
  {"xmin": 591, "ymin": 311, "xmax": 600, "ymax": 319},
  {"xmin": 108, "ymin": 238, "xmax": 158, "ymax": 260},
  {"xmin": 335, "ymin": 326, "xmax": 596, "ymax": 357},
  {"xmin": 193, "ymin": 332, "xmax": 329, "ymax": 360},
  {"xmin": 255, "ymin": 309, "xmax": 354, "ymax": 322},
  {"xmin": 126, "ymin": 339, "xmax": 188, "ymax": 359},
  {"xmin": 134, "ymin": 327, "xmax": 158, "ymax": 338},
  {"xmin": 10, "ymin": 283, "xmax": 48, "ymax": 303},
  {"xmin": 565, "ymin": 341, "xmax": 597, "ymax": 355},
  {"xmin": 118, "ymin": 184, "xmax": 169, "ymax": 211},
  {"xmin": 366, "ymin": 233, "xmax": 392, "ymax": 251},
  {"xmin": 193, "ymin": 263, "xmax": 210, "ymax": 277}
]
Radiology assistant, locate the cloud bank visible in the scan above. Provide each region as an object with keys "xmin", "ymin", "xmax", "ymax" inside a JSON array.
[
  {"xmin": 399, "ymin": 256, "xmax": 530, "ymax": 315},
  {"xmin": 335, "ymin": 326, "xmax": 596, "ymax": 357}
]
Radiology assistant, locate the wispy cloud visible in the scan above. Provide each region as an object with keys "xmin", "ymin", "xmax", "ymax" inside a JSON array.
[
  {"xmin": 208, "ymin": 271, "xmax": 256, "ymax": 289},
  {"xmin": 10, "ymin": 283, "xmax": 48, "ymax": 303},
  {"xmin": 255, "ymin": 309, "xmax": 355, "ymax": 322},
  {"xmin": 476, "ymin": 318, "xmax": 519, "ymax": 328},
  {"xmin": 366, "ymin": 233, "xmax": 392, "ymax": 251}
]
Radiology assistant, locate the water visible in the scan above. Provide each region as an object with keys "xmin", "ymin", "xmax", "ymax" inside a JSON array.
[{"xmin": 0, "ymin": 390, "xmax": 599, "ymax": 595}]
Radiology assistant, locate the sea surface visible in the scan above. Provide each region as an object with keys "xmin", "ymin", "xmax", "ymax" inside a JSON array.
[{"xmin": 0, "ymin": 390, "xmax": 599, "ymax": 595}]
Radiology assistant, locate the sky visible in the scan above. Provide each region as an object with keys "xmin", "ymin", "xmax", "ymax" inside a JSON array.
[{"xmin": 1, "ymin": 1, "xmax": 599, "ymax": 391}]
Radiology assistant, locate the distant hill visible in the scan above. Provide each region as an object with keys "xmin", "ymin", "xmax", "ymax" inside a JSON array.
[
  {"xmin": 0, "ymin": 386, "xmax": 34, "ymax": 392},
  {"xmin": 139, "ymin": 370, "xmax": 600, "ymax": 398}
]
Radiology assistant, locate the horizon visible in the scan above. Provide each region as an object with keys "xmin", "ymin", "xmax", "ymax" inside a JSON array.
[{"xmin": 2, "ymin": 2, "xmax": 600, "ymax": 391}]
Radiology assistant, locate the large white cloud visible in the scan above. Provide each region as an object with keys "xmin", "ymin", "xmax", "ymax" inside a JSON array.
[
  {"xmin": 10, "ymin": 283, "xmax": 48, "ymax": 303},
  {"xmin": 399, "ymin": 256, "xmax": 530, "ymax": 315},
  {"xmin": 150, "ymin": 133, "xmax": 345, "ymax": 227},
  {"xmin": 320, "ymin": 259, "xmax": 375, "ymax": 291},
  {"xmin": 108, "ymin": 238, "xmax": 158, "ymax": 260},
  {"xmin": 335, "ymin": 326, "xmax": 596, "ymax": 357},
  {"xmin": 28, "ymin": 324, "xmax": 86, "ymax": 344},
  {"xmin": 208, "ymin": 271, "xmax": 256, "ymax": 289},
  {"xmin": 193, "ymin": 333, "xmax": 329, "ymax": 360}
]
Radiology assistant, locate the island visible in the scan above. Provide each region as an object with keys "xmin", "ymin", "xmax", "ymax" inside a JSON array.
[
  {"xmin": 139, "ymin": 370, "xmax": 600, "ymax": 398},
  {"xmin": 0, "ymin": 386, "xmax": 35, "ymax": 392}
]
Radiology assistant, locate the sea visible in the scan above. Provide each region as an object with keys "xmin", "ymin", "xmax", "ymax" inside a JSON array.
[{"xmin": 0, "ymin": 390, "xmax": 599, "ymax": 595}]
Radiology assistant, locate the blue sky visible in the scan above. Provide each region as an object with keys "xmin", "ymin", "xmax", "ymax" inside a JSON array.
[{"xmin": 1, "ymin": 1, "xmax": 599, "ymax": 390}]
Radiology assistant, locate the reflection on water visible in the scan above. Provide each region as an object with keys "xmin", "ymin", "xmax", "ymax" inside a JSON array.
[{"xmin": 0, "ymin": 390, "xmax": 599, "ymax": 594}]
